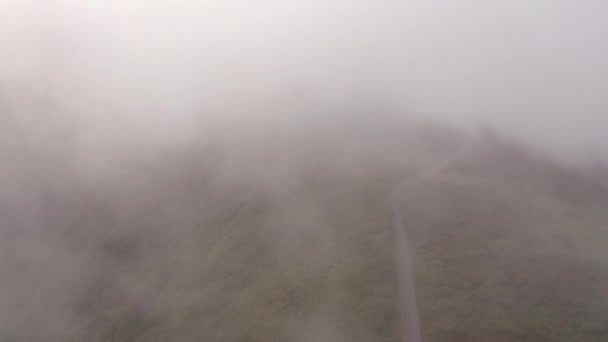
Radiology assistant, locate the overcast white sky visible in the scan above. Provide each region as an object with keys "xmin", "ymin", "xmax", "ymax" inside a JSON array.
[
  {"xmin": 398, "ymin": 0, "xmax": 608, "ymax": 159},
  {"xmin": 1, "ymin": 0, "xmax": 607, "ymax": 159}
]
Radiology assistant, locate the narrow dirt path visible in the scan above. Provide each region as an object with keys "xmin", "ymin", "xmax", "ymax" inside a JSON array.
[{"xmin": 393, "ymin": 146, "xmax": 473, "ymax": 342}]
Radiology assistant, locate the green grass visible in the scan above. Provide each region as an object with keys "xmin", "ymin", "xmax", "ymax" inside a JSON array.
[{"xmin": 6, "ymin": 115, "xmax": 608, "ymax": 341}]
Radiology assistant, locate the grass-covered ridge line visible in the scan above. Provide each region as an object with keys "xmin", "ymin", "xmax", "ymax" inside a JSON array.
[{"xmin": 3, "ymin": 113, "xmax": 608, "ymax": 341}]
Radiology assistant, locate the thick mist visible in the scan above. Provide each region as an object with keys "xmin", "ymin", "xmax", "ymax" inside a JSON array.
[
  {"xmin": 2, "ymin": 1, "xmax": 608, "ymax": 341},
  {"xmin": 398, "ymin": 0, "xmax": 608, "ymax": 159},
  {"xmin": 2, "ymin": 1, "xmax": 608, "ymax": 158}
]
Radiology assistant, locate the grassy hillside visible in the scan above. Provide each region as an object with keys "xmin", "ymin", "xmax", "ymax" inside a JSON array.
[
  {"xmin": 404, "ymin": 139, "xmax": 608, "ymax": 341},
  {"xmin": 3, "ymin": 114, "xmax": 608, "ymax": 341}
]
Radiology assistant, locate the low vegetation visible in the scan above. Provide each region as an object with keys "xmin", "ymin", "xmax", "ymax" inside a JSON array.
[{"xmin": 3, "ymin": 113, "xmax": 608, "ymax": 341}]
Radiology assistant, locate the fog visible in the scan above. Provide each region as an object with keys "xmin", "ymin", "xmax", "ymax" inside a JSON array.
[
  {"xmin": 2, "ymin": 1, "xmax": 608, "ymax": 341},
  {"xmin": 399, "ymin": 0, "xmax": 608, "ymax": 159},
  {"xmin": 3, "ymin": 0, "xmax": 607, "ymax": 158}
]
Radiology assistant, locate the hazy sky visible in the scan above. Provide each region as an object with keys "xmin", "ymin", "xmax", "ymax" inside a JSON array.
[
  {"xmin": 398, "ymin": 0, "xmax": 608, "ymax": 159},
  {"xmin": 1, "ymin": 0, "xmax": 607, "ymax": 159}
]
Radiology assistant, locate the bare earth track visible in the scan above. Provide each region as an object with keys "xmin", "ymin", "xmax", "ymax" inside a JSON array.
[{"xmin": 393, "ymin": 145, "xmax": 474, "ymax": 342}]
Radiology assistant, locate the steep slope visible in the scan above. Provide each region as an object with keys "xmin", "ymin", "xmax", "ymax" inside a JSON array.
[
  {"xmin": 401, "ymin": 138, "xmax": 608, "ymax": 341},
  {"xmin": 3, "ymin": 113, "xmax": 608, "ymax": 341}
]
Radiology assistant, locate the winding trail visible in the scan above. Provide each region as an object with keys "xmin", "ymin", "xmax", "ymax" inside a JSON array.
[{"xmin": 393, "ymin": 145, "xmax": 473, "ymax": 342}]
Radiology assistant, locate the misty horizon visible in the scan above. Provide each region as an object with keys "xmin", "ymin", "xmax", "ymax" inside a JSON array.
[
  {"xmin": 1, "ymin": 1, "xmax": 608, "ymax": 341},
  {"xmin": 1, "ymin": 0, "xmax": 608, "ymax": 159}
]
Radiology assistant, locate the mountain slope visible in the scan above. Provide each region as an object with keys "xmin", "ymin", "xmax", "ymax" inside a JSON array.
[{"xmin": 3, "ymin": 114, "xmax": 608, "ymax": 341}]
